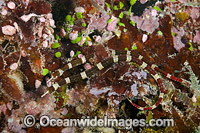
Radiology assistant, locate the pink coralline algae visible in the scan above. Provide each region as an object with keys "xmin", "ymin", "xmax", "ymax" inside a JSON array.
[
  {"xmin": 70, "ymin": 50, "xmax": 75, "ymax": 57},
  {"xmin": 131, "ymin": 84, "xmax": 138, "ymax": 96},
  {"xmin": 130, "ymin": 8, "xmax": 159, "ymax": 33},
  {"xmin": 13, "ymin": 22, "xmax": 19, "ymax": 32},
  {"xmin": 60, "ymin": 28, "xmax": 66, "ymax": 38},
  {"xmin": 107, "ymin": 16, "xmax": 118, "ymax": 31},
  {"xmin": 69, "ymin": 31, "xmax": 78, "ymax": 40},
  {"xmin": 95, "ymin": 35, "xmax": 102, "ymax": 42},
  {"xmin": 93, "ymin": 0, "xmax": 105, "ymax": 7},
  {"xmin": 131, "ymin": 70, "xmax": 147, "ymax": 80},
  {"xmin": 1, "ymin": 8, "xmax": 7, "ymax": 15},
  {"xmin": 172, "ymin": 27, "xmax": 185, "ymax": 52},
  {"xmin": 39, "ymin": 16, "xmax": 46, "ymax": 22},
  {"xmin": 87, "ymin": 13, "xmax": 110, "ymax": 31},
  {"xmin": 43, "ymin": 33, "xmax": 48, "ymax": 39},
  {"xmin": 178, "ymin": 0, "xmax": 189, "ymax": 3},
  {"xmin": 190, "ymin": 7, "xmax": 199, "ymax": 19},
  {"xmin": 10, "ymin": 63, "xmax": 18, "ymax": 70},
  {"xmin": 26, "ymin": 101, "xmax": 40, "ymax": 115},
  {"xmin": 49, "ymin": 18, "xmax": 55, "ymax": 27},
  {"xmin": 151, "ymin": 9, "xmax": 158, "ymax": 17},
  {"xmin": 61, "ymin": 107, "xmax": 68, "ymax": 116},
  {"xmin": 61, "ymin": 127, "xmax": 75, "ymax": 133},
  {"xmin": 7, "ymin": 1, "xmax": 15, "ymax": 9},
  {"xmin": 20, "ymin": 13, "xmax": 37, "ymax": 22},
  {"xmin": 89, "ymin": 87, "xmax": 111, "ymax": 97},
  {"xmin": 193, "ymin": 30, "xmax": 200, "ymax": 44},
  {"xmin": 85, "ymin": 63, "xmax": 92, "ymax": 70},
  {"xmin": 42, "ymin": 40, "xmax": 48, "ymax": 47},
  {"xmin": 35, "ymin": 79, "xmax": 42, "ymax": 89},
  {"xmin": 140, "ymin": 0, "xmax": 148, "ymax": 4},
  {"xmin": 47, "ymin": 13, "xmax": 53, "ymax": 19},
  {"xmin": 74, "ymin": 6, "xmax": 86, "ymax": 13},
  {"xmin": 87, "ymin": 40, "xmax": 93, "ymax": 46},
  {"xmin": 192, "ymin": 95, "xmax": 197, "ymax": 103},
  {"xmin": 165, "ymin": 0, "xmax": 171, "ymax": 2},
  {"xmin": 142, "ymin": 34, "xmax": 148, "ymax": 43},
  {"xmin": 37, "ymin": 26, "xmax": 43, "ymax": 38},
  {"xmin": 78, "ymin": 53, "xmax": 83, "ymax": 58},
  {"xmin": 78, "ymin": 37, "xmax": 86, "ymax": 45},
  {"xmin": 2, "ymin": 25, "xmax": 16, "ymax": 35}
]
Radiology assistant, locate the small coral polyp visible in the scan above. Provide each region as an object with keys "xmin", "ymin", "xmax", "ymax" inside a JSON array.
[{"xmin": 0, "ymin": 0, "xmax": 200, "ymax": 132}]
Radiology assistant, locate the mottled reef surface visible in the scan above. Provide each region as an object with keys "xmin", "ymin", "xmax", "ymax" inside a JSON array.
[{"xmin": 0, "ymin": 0, "xmax": 200, "ymax": 132}]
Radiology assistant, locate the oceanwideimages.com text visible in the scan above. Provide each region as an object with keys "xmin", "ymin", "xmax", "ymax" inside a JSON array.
[{"xmin": 24, "ymin": 115, "xmax": 174, "ymax": 129}]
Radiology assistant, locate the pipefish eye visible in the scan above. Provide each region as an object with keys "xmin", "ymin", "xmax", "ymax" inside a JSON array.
[{"xmin": 92, "ymin": 35, "xmax": 97, "ymax": 40}]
